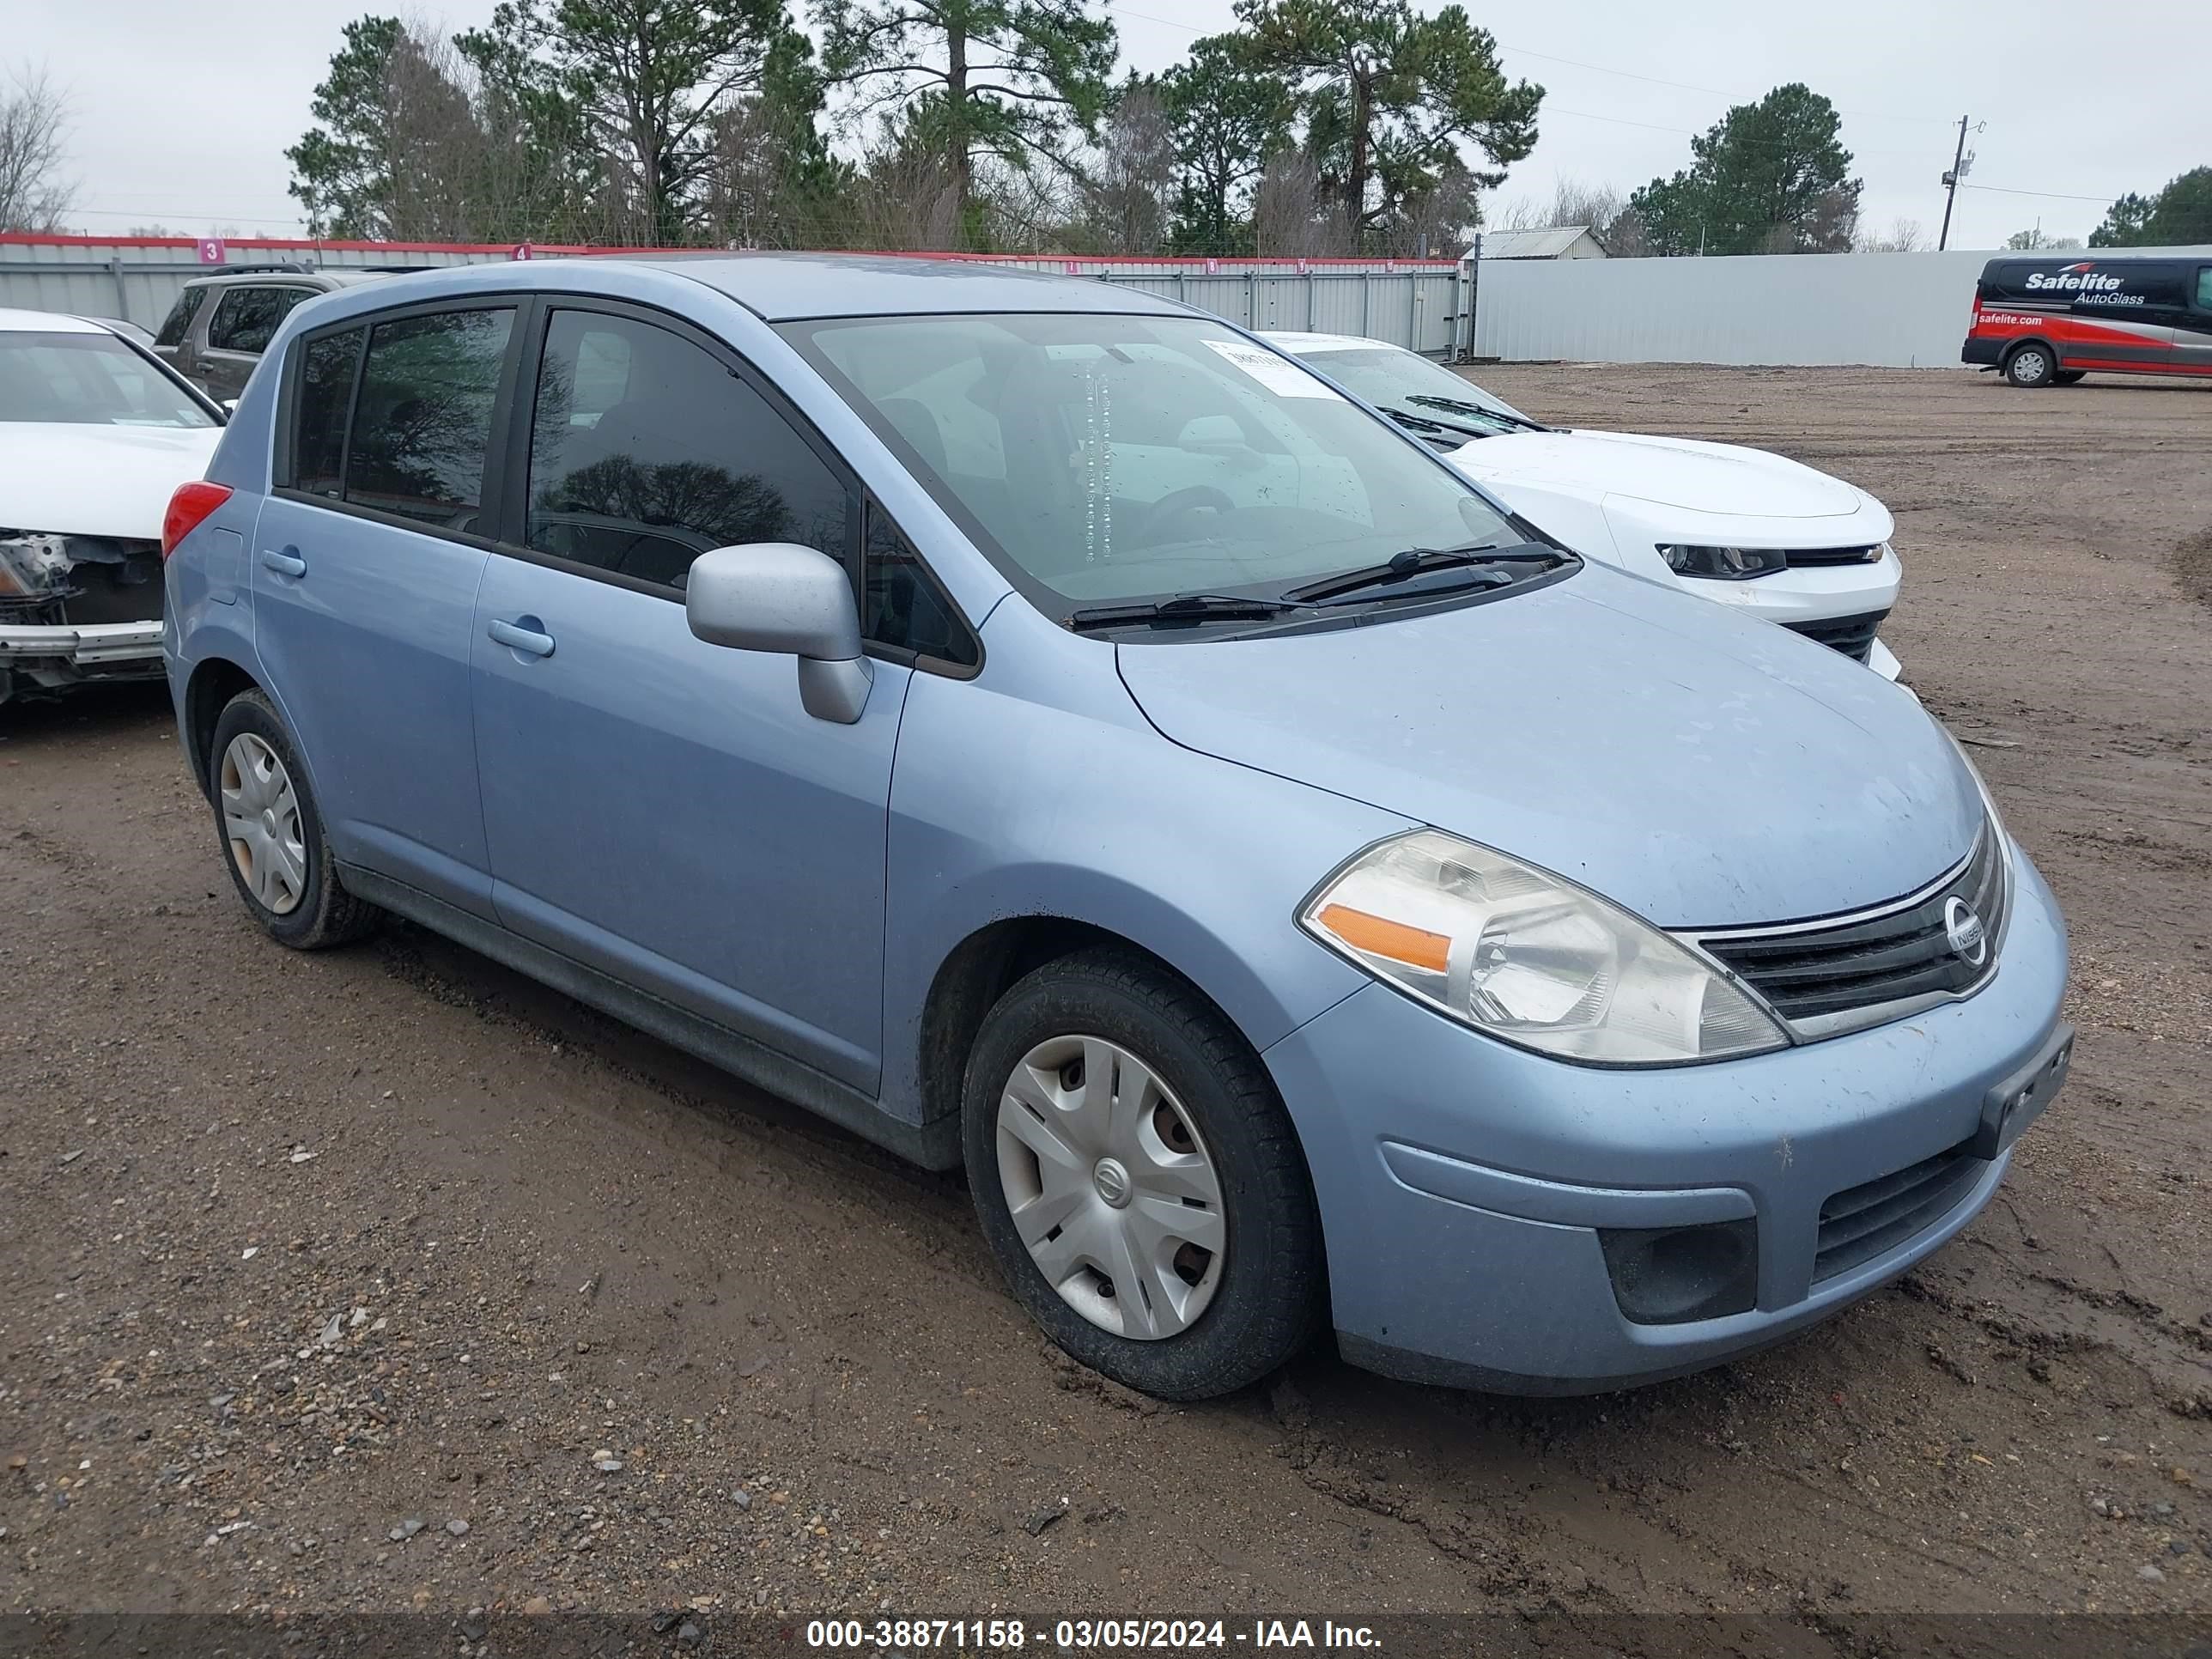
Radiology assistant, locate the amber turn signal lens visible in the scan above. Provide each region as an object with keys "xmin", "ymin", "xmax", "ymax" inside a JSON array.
[{"xmin": 1315, "ymin": 903, "xmax": 1451, "ymax": 973}]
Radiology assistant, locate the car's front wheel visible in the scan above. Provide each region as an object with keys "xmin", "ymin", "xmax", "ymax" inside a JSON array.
[
  {"xmin": 962, "ymin": 950, "xmax": 1323, "ymax": 1400},
  {"xmin": 2004, "ymin": 343, "xmax": 2057, "ymax": 387},
  {"xmin": 208, "ymin": 689, "xmax": 377, "ymax": 950}
]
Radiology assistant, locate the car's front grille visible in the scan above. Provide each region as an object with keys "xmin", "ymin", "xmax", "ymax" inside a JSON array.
[
  {"xmin": 1784, "ymin": 544, "xmax": 1884, "ymax": 568},
  {"xmin": 1784, "ymin": 607, "xmax": 1889, "ymax": 663},
  {"xmin": 1814, "ymin": 1137, "xmax": 1984, "ymax": 1282},
  {"xmin": 1693, "ymin": 825, "xmax": 2006, "ymax": 1034}
]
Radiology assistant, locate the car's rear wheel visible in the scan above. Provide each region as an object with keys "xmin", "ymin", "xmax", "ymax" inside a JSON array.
[
  {"xmin": 962, "ymin": 949, "xmax": 1322, "ymax": 1401},
  {"xmin": 2003, "ymin": 343, "xmax": 2057, "ymax": 387},
  {"xmin": 209, "ymin": 690, "xmax": 377, "ymax": 950}
]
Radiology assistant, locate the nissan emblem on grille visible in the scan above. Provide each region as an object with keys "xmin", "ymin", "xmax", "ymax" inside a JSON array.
[{"xmin": 1943, "ymin": 896, "xmax": 1988, "ymax": 966}]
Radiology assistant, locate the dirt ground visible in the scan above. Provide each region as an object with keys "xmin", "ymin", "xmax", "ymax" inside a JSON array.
[{"xmin": 2, "ymin": 364, "xmax": 2209, "ymax": 1641}]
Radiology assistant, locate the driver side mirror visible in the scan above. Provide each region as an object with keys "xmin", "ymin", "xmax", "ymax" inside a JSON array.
[{"xmin": 685, "ymin": 542, "xmax": 873, "ymax": 724}]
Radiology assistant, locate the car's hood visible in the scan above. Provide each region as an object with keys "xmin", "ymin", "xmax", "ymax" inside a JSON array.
[
  {"xmin": 0, "ymin": 423, "xmax": 222, "ymax": 539},
  {"xmin": 1115, "ymin": 566, "xmax": 1979, "ymax": 928},
  {"xmin": 1451, "ymin": 428, "xmax": 1866, "ymax": 520}
]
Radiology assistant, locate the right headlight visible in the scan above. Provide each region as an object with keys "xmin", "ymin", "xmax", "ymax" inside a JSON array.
[
  {"xmin": 1300, "ymin": 830, "xmax": 1787, "ymax": 1066},
  {"xmin": 1657, "ymin": 544, "xmax": 1788, "ymax": 580}
]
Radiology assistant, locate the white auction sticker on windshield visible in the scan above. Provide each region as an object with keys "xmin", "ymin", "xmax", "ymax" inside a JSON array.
[{"xmin": 1200, "ymin": 337, "xmax": 1343, "ymax": 398}]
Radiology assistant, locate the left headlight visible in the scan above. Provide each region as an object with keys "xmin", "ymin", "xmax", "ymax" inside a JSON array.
[
  {"xmin": 1300, "ymin": 830, "xmax": 1788, "ymax": 1066},
  {"xmin": 1657, "ymin": 544, "xmax": 1787, "ymax": 580}
]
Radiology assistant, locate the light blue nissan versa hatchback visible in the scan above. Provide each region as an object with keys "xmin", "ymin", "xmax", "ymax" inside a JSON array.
[{"xmin": 161, "ymin": 256, "xmax": 2071, "ymax": 1401}]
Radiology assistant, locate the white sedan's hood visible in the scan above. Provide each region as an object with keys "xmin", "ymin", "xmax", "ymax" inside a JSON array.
[
  {"xmin": 1453, "ymin": 428, "xmax": 1865, "ymax": 520},
  {"xmin": 0, "ymin": 423, "xmax": 222, "ymax": 539}
]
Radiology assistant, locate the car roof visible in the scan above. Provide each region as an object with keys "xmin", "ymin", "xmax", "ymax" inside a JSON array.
[
  {"xmin": 185, "ymin": 268, "xmax": 387, "ymax": 288},
  {"xmin": 0, "ymin": 307, "xmax": 109, "ymax": 335},
  {"xmin": 246, "ymin": 252, "xmax": 1199, "ymax": 340},
  {"xmin": 635, "ymin": 252, "xmax": 1189, "ymax": 321}
]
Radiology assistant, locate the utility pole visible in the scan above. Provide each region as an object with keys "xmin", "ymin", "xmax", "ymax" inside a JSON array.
[{"xmin": 1938, "ymin": 115, "xmax": 1978, "ymax": 251}]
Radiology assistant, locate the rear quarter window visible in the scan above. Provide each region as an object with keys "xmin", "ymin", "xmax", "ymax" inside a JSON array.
[
  {"xmin": 156, "ymin": 285, "xmax": 210, "ymax": 349},
  {"xmin": 208, "ymin": 287, "xmax": 314, "ymax": 356},
  {"xmin": 289, "ymin": 328, "xmax": 365, "ymax": 498}
]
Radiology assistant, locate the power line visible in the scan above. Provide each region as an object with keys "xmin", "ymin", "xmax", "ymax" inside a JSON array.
[
  {"xmin": 64, "ymin": 204, "xmax": 305, "ymax": 228},
  {"xmin": 1958, "ymin": 182, "xmax": 2118, "ymax": 204},
  {"xmin": 1539, "ymin": 105, "xmax": 1936, "ymax": 161},
  {"xmin": 1486, "ymin": 44, "xmax": 1956, "ymax": 127},
  {"xmin": 1103, "ymin": 1, "xmax": 1956, "ymax": 128}
]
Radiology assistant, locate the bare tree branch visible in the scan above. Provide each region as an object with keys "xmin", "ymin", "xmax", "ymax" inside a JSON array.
[{"xmin": 0, "ymin": 62, "xmax": 75, "ymax": 233}]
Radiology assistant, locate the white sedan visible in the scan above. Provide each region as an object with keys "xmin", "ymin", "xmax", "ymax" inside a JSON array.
[
  {"xmin": 0, "ymin": 309, "xmax": 226, "ymax": 705},
  {"xmin": 1266, "ymin": 331, "xmax": 1905, "ymax": 679}
]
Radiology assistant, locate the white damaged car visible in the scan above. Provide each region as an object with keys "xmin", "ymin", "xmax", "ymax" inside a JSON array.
[
  {"xmin": 1267, "ymin": 331, "xmax": 1905, "ymax": 679},
  {"xmin": 0, "ymin": 309, "xmax": 226, "ymax": 705}
]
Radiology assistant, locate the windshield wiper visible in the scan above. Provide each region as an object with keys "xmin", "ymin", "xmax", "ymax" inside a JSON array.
[
  {"xmin": 1285, "ymin": 541, "xmax": 1566, "ymax": 605},
  {"xmin": 1382, "ymin": 406, "xmax": 1482, "ymax": 446},
  {"xmin": 1404, "ymin": 393, "xmax": 1547, "ymax": 432},
  {"xmin": 1066, "ymin": 593, "xmax": 1309, "ymax": 632}
]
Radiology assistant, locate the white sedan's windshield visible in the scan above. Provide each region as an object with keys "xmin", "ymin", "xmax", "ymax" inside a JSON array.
[
  {"xmin": 0, "ymin": 331, "xmax": 217, "ymax": 428},
  {"xmin": 785, "ymin": 313, "xmax": 1526, "ymax": 610},
  {"xmin": 1292, "ymin": 345, "xmax": 1536, "ymax": 434}
]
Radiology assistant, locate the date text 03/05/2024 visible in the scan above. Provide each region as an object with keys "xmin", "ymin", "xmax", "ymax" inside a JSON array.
[{"xmin": 805, "ymin": 1618, "xmax": 1382, "ymax": 1650}]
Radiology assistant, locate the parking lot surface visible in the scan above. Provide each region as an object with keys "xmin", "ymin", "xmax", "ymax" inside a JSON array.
[{"xmin": 2, "ymin": 365, "xmax": 2208, "ymax": 1623}]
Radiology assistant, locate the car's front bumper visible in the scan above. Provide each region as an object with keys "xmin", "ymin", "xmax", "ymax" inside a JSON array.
[
  {"xmin": 0, "ymin": 619, "xmax": 167, "ymax": 688},
  {"xmin": 1262, "ymin": 842, "xmax": 2069, "ymax": 1394},
  {"xmin": 1680, "ymin": 549, "xmax": 1905, "ymax": 679}
]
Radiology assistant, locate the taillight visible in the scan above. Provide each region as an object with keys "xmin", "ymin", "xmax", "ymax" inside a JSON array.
[{"xmin": 161, "ymin": 481, "xmax": 233, "ymax": 558}]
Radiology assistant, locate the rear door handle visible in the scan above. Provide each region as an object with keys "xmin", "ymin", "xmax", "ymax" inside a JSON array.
[
  {"xmin": 488, "ymin": 617, "xmax": 556, "ymax": 658},
  {"xmin": 259, "ymin": 548, "xmax": 307, "ymax": 577}
]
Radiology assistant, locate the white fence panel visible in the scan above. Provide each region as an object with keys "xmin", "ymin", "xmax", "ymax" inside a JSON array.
[{"xmin": 1469, "ymin": 246, "xmax": 2212, "ymax": 368}]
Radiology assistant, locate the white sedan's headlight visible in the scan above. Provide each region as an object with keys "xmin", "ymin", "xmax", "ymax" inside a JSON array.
[{"xmin": 1301, "ymin": 830, "xmax": 1787, "ymax": 1066}]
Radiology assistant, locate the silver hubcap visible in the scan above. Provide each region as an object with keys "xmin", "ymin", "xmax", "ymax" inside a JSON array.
[
  {"xmin": 2018, "ymin": 350, "xmax": 2047, "ymax": 379},
  {"xmin": 219, "ymin": 732, "xmax": 307, "ymax": 915},
  {"xmin": 994, "ymin": 1035, "xmax": 1225, "ymax": 1340}
]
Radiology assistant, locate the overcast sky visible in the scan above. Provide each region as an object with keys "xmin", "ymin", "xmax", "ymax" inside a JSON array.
[{"xmin": 18, "ymin": 0, "xmax": 2197, "ymax": 248}]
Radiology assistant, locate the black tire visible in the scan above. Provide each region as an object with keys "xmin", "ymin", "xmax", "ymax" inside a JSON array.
[
  {"xmin": 961, "ymin": 948, "xmax": 1323, "ymax": 1401},
  {"xmin": 2052, "ymin": 369, "xmax": 2087, "ymax": 385},
  {"xmin": 207, "ymin": 689, "xmax": 377, "ymax": 950},
  {"xmin": 2003, "ymin": 343, "xmax": 2057, "ymax": 387}
]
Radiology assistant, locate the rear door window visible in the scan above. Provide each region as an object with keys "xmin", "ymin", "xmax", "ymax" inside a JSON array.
[
  {"xmin": 343, "ymin": 308, "xmax": 515, "ymax": 531},
  {"xmin": 155, "ymin": 286, "xmax": 210, "ymax": 349},
  {"xmin": 207, "ymin": 286, "xmax": 314, "ymax": 355},
  {"xmin": 2196, "ymin": 268, "xmax": 2212, "ymax": 311},
  {"xmin": 523, "ymin": 309, "xmax": 849, "ymax": 590}
]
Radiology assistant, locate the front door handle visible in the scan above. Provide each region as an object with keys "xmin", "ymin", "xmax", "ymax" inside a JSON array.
[
  {"xmin": 488, "ymin": 617, "xmax": 556, "ymax": 658},
  {"xmin": 259, "ymin": 548, "xmax": 307, "ymax": 577}
]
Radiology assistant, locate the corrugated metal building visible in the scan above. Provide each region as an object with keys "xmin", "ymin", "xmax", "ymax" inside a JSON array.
[{"xmin": 1468, "ymin": 226, "xmax": 1609, "ymax": 260}]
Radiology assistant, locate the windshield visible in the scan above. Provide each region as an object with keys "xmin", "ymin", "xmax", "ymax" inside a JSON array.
[
  {"xmin": 0, "ymin": 331, "xmax": 217, "ymax": 428},
  {"xmin": 1291, "ymin": 345, "xmax": 1537, "ymax": 434},
  {"xmin": 782, "ymin": 312, "xmax": 1533, "ymax": 617}
]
